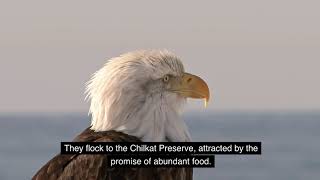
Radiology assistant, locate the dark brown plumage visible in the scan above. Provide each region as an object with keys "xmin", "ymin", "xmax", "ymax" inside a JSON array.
[{"xmin": 32, "ymin": 128, "xmax": 193, "ymax": 180}]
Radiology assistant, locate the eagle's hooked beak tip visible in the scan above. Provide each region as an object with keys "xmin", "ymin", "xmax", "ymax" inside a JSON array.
[{"xmin": 204, "ymin": 98, "xmax": 209, "ymax": 108}]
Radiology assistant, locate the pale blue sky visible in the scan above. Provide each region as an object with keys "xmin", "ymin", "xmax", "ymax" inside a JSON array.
[{"xmin": 1, "ymin": 0, "xmax": 319, "ymax": 112}]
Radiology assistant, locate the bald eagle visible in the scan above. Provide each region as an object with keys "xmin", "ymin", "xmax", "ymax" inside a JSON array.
[{"xmin": 33, "ymin": 50, "xmax": 210, "ymax": 180}]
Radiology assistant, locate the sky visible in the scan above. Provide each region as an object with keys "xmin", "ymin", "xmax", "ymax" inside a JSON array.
[{"xmin": 0, "ymin": 0, "xmax": 319, "ymax": 112}]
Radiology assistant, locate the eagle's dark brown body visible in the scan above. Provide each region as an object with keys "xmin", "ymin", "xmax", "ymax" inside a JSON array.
[{"xmin": 32, "ymin": 128, "xmax": 193, "ymax": 180}]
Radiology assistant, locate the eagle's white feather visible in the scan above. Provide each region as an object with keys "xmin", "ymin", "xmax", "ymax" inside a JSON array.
[{"xmin": 86, "ymin": 50, "xmax": 191, "ymax": 142}]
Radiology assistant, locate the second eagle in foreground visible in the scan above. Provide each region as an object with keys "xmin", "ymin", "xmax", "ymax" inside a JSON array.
[{"xmin": 33, "ymin": 50, "xmax": 210, "ymax": 180}]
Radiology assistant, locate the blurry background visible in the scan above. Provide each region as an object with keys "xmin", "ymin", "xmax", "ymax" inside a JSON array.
[{"xmin": 0, "ymin": 0, "xmax": 319, "ymax": 179}]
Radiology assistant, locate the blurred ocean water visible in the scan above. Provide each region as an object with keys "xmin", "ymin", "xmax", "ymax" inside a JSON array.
[{"xmin": 0, "ymin": 112, "xmax": 319, "ymax": 180}]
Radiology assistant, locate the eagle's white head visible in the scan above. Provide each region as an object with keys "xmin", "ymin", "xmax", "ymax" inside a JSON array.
[{"xmin": 86, "ymin": 50, "xmax": 210, "ymax": 142}]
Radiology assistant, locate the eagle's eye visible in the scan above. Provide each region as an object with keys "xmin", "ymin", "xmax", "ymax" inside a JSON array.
[{"xmin": 163, "ymin": 75, "xmax": 170, "ymax": 82}]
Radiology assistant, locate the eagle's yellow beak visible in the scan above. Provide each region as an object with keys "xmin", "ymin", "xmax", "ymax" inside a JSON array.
[{"xmin": 169, "ymin": 73, "xmax": 210, "ymax": 107}]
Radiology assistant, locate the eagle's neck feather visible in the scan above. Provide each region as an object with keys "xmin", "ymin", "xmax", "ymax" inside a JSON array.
[
  {"xmin": 116, "ymin": 93, "xmax": 191, "ymax": 142},
  {"xmin": 89, "ymin": 86, "xmax": 191, "ymax": 142}
]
